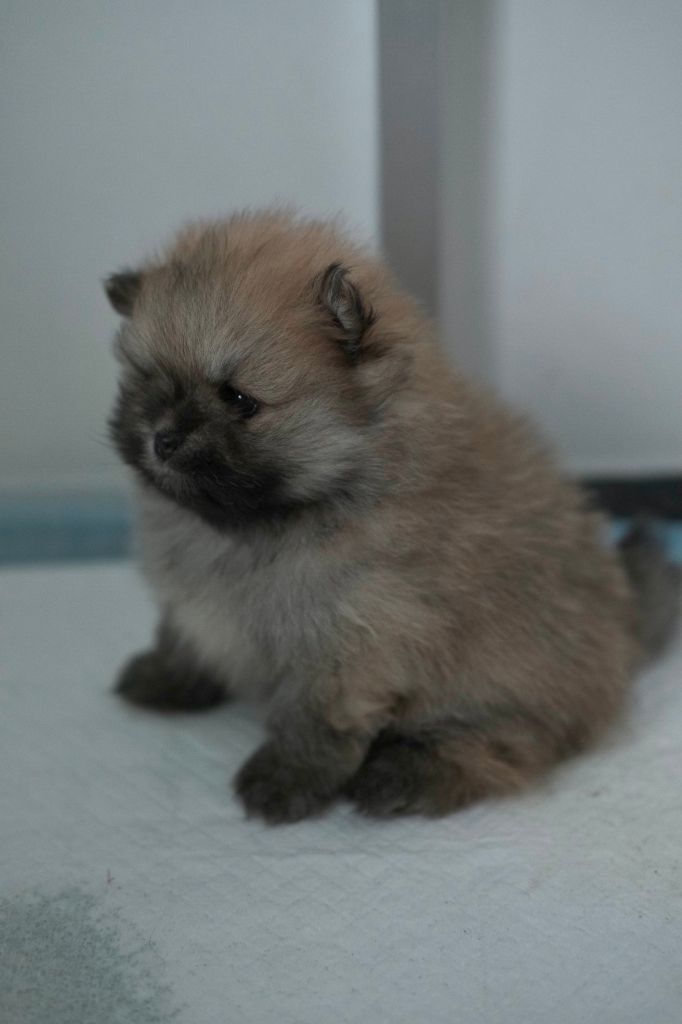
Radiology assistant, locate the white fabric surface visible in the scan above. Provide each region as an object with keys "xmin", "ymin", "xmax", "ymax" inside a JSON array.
[{"xmin": 1, "ymin": 561, "xmax": 681, "ymax": 1023}]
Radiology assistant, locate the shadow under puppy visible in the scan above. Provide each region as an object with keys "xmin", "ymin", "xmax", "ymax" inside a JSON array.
[{"xmin": 106, "ymin": 210, "xmax": 679, "ymax": 823}]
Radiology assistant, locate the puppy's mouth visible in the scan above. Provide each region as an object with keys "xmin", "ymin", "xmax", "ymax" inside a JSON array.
[
  {"xmin": 109, "ymin": 402, "xmax": 330, "ymax": 529},
  {"xmin": 142, "ymin": 464, "xmax": 232, "ymax": 525},
  {"xmin": 129, "ymin": 433, "xmax": 289, "ymax": 530}
]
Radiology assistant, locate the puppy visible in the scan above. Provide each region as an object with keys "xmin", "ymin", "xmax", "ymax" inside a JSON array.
[{"xmin": 106, "ymin": 209, "xmax": 679, "ymax": 822}]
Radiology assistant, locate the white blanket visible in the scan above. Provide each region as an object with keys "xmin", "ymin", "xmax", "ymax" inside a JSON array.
[{"xmin": 2, "ymin": 562, "xmax": 681, "ymax": 1024}]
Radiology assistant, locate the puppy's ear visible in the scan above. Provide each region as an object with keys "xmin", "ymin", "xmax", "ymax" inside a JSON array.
[
  {"xmin": 315, "ymin": 262, "xmax": 376, "ymax": 361},
  {"xmin": 104, "ymin": 268, "xmax": 143, "ymax": 317}
]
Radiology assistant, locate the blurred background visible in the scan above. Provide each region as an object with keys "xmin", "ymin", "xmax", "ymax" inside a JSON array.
[{"xmin": 1, "ymin": 0, "xmax": 680, "ymax": 562}]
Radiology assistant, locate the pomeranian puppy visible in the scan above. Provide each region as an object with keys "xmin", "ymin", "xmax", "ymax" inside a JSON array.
[{"xmin": 106, "ymin": 210, "xmax": 679, "ymax": 823}]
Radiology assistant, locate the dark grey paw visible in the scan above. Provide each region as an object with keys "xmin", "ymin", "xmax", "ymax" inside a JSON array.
[
  {"xmin": 346, "ymin": 740, "xmax": 440, "ymax": 818},
  {"xmin": 234, "ymin": 743, "xmax": 335, "ymax": 824},
  {"xmin": 115, "ymin": 651, "xmax": 226, "ymax": 712}
]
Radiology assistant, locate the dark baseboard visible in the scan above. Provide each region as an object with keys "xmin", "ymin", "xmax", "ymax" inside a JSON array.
[{"xmin": 583, "ymin": 475, "xmax": 682, "ymax": 519}]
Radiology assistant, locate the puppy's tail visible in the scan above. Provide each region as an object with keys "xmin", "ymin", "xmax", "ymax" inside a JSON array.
[{"xmin": 618, "ymin": 518, "xmax": 681, "ymax": 664}]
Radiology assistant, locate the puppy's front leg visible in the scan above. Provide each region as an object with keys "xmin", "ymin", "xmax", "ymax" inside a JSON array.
[
  {"xmin": 234, "ymin": 681, "xmax": 381, "ymax": 824},
  {"xmin": 116, "ymin": 618, "xmax": 228, "ymax": 712}
]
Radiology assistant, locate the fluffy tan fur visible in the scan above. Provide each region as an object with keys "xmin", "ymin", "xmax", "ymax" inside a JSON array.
[{"xmin": 108, "ymin": 209, "xmax": 674, "ymax": 822}]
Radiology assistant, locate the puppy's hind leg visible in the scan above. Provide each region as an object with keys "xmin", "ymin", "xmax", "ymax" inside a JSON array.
[
  {"xmin": 115, "ymin": 618, "xmax": 228, "ymax": 712},
  {"xmin": 346, "ymin": 712, "xmax": 574, "ymax": 818}
]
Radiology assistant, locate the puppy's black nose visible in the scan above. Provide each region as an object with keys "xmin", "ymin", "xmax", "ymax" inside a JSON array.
[{"xmin": 153, "ymin": 429, "xmax": 183, "ymax": 462}]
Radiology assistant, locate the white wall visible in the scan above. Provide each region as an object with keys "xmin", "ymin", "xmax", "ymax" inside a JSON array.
[
  {"xmin": 435, "ymin": 0, "xmax": 682, "ymax": 475},
  {"xmin": 438, "ymin": 0, "xmax": 498, "ymax": 383},
  {"xmin": 379, "ymin": 0, "xmax": 440, "ymax": 318},
  {"xmin": 4, "ymin": 0, "xmax": 679, "ymax": 492},
  {"xmin": 0, "ymin": 0, "xmax": 378, "ymax": 494},
  {"xmin": 493, "ymin": 0, "xmax": 682, "ymax": 475}
]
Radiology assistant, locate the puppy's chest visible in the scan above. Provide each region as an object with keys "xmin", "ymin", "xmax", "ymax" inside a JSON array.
[{"xmin": 139, "ymin": 509, "xmax": 341, "ymax": 691}]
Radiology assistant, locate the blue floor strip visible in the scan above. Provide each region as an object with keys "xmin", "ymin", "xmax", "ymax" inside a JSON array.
[
  {"xmin": 0, "ymin": 497, "xmax": 681, "ymax": 567},
  {"xmin": 0, "ymin": 494, "xmax": 132, "ymax": 565}
]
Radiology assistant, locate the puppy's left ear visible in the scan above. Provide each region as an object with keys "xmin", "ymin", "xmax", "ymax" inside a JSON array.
[
  {"xmin": 315, "ymin": 262, "xmax": 376, "ymax": 361},
  {"xmin": 104, "ymin": 268, "xmax": 143, "ymax": 317}
]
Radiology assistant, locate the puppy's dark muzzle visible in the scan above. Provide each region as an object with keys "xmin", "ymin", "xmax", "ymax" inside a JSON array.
[{"xmin": 154, "ymin": 429, "xmax": 184, "ymax": 462}]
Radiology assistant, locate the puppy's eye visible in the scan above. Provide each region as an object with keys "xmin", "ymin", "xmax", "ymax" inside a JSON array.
[{"xmin": 218, "ymin": 382, "xmax": 259, "ymax": 419}]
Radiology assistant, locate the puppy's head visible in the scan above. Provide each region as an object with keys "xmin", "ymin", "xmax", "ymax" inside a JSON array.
[{"xmin": 106, "ymin": 212, "xmax": 407, "ymax": 529}]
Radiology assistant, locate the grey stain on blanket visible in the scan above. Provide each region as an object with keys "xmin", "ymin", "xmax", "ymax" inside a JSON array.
[{"xmin": 0, "ymin": 887, "xmax": 180, "ymax": 1024}]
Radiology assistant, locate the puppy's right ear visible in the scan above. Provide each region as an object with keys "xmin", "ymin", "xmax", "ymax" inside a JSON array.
[
  {"xmin": 104, "ymin": 269, "xmax": 143, "ymax": 317},
  {"xmin": 314, "ymin": 262, "xmax": 376, "ymax": 362}
]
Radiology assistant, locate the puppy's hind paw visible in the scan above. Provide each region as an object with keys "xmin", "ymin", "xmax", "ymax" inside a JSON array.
[{"xmin": 346, "ymin": 738, "xmax": 451, "ymax": 818}]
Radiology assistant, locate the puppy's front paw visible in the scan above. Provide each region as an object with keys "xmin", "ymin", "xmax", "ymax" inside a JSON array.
[
  {"xmin": 115, "ymin": 650, "xmax": 226, "ymax": 711},
  {"xmin": 234, "ymin": 743, "xmax": 334, "ymax": 824}
]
